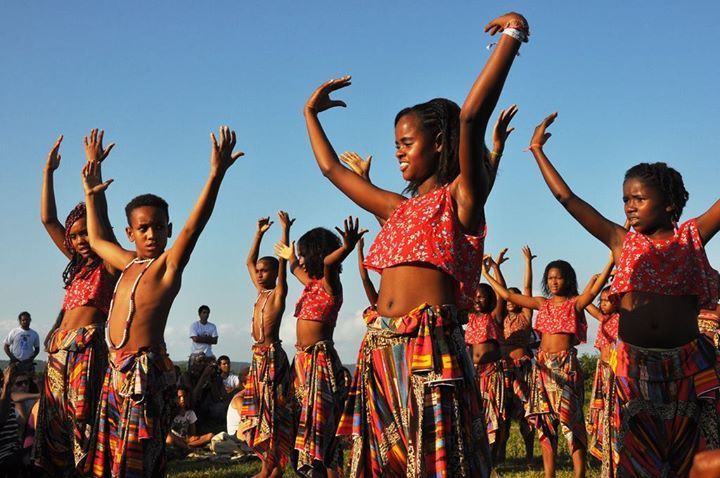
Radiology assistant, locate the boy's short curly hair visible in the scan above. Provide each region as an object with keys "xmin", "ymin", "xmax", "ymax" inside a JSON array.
[
  {"xmin": 624, "ymin": 162, "xmax": 688, "ymax": 223},
  {"xmin": 125, "ymin": 194, "xmax": 169, "ymax": 225},
  {"xmin": 297, "ymin": 228, "xmax": 342, "ymax": 280}
]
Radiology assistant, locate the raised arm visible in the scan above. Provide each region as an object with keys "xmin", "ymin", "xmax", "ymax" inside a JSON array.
[
  {"xmin": 357, "ymin": 236, "xmax": 378, "ymax": 306},
  {"xmin": 275, "ymin": 211, "xmax": 294, "ymax": 301},
  {"xmin": 491, "ymin": 248, "xmax": 509, "ymax": 319},
  {"xmin": 696, "ymin": 199, "xmax": 720, "ymax": 245},
  {"xmin": 83, "ymin": 129, "xmax": 118, "ymax": 248},
  {"xmin": 455, "ymin": 12, "xmax": 526, "ymax": 225},
  {"xmin": 585, "ymin": 303, "xmax": 604, "ymax": 322},
  {"xmin": 339, "ymin": 151, "xmax": 386, "ymax": 227},
  {"xmin": 41, "ymin": 135, "xmax": 72, "ymax": 258},
  {"xmin": 323, "ymin": 216, "xmax": 367, "ymax": 295},
  {"xmin": 520, "ymin": 245, "xmax": 536, "ymax": 320},
  {"xmin": 274, "ymin": 239, "xmax": 311, "ymax": 286},
  {"xmin": 246, "ymin": 217, "xmax": 273, "ymax": 290},
  {"xmin": 82, "ymin": 162, "xmax": 135, "ymax": 270},
  {"xmin": 165, "ymin": 126, "xmax": 242, "ymax": 274},
  {"xmin": 304, "ymin": 78, "xmax": 404, "ymax": 219},
  {"xmin": 528, "ymin": 114, "xmax": 627, "ymax": 253},
  {"xmin": 482, "ymin": 256, "xmax": 544, "ymax": 310},
  {"xmin": 486, "ymin": 105, "xmax": 518, "ymax": 194}
]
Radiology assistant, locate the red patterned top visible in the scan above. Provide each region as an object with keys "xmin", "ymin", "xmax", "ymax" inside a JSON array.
[
  {"xmin": 294, "ymin": 280, "xmax": 342, "ymax": 327},
  {"xmin": 610, "ymin": 219, "xmax": 720, "ymax": 309},
  {"xmin": 502, "ymin": 311, "xmax": 533, "ymax": 348},
  {"xmin": 534, "ymin": 297, "xmax": 587, "ymax": 343},
  {"xmin": 62, "ymin": 264, "xmax": 116, "ymax": 315},
  {"xmin": 465, "ymin": 312, "xmax": 500, "ymax": 345},
  {"xmin": 364, "ymin": 185, "xmax": 485, "ymax": 309},
  {"xmin": 593, "ymin": 313, "xmax": 619, "ymax": 350}
]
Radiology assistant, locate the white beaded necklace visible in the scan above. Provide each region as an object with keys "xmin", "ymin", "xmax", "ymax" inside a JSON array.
[
  {"xmin": 253, "ymin": 289, "xmax": 274, "ymax": 343},
  {"xmin": 106, "ymin": 257, "xmax": 156, "ymax": 350}
]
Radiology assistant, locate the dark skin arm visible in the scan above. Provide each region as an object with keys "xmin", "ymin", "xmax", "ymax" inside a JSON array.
[
  {"xmin": 3, "ymin": 344, "xmax": 17, "ymax": 363},
  {"xmin": 696, "ymin": 200, "xmax": 720, "ymax": 245},
  {"xmin": 246, "ymin": 217, "xmax": 273, "ymax": 290},
  {"xmin": 486, "ymin": 105, "xmax": 518, "ymax": 194},
  {"xmin": 339, "ymin": 151, "xmax": 387, "ymax": 227},
  {"xmin": 482, "ymin": 256, "xmax": 545, "ymax": 310},
  {"xmin": 274, "ymin": 211, "xmax": 294, "ymax": 304},
  {"xmin": 0, "ymin": 365, "xmax": 16, "ymax": 426},
  {"xmin": 41, "ymin": 135, "xmax": 71, "ymax": 259},
  {"xmin": 274, "ymin": 237, "xmax": 312, "ymax": 286},
  {"xmin": 357, "ymin": 236, "xmax": 378, "ymax": 306},
  {"xmin": 322, "ymin": 216, "xmax": 367, "ymax": 295},
  {"xmin": 190, "ymin": 336, "xmax": 217, "ymax": 345},
  {"xmin": 490, "ymin": 249, "xmax": 509, "ymax": 323}
]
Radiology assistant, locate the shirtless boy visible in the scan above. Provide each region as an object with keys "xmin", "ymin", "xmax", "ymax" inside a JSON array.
[
  {"xmin": 239, "ymin": 212, "xmax": 294, "ymax": 478},
  {"xmin": 83, "ymin": 126, "xmax": 242, "ymax": 478}
]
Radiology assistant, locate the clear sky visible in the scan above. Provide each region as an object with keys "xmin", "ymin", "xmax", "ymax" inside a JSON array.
[{"xmin": 1, "ymin": 1, "xmax": 718, "ymax": 363}]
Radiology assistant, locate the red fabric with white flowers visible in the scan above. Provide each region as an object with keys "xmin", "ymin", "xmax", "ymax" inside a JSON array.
[
  {"xmin": 465, "ymin": 312, "xmax": 500, "ymax": 345},
  {"xmin": 61, "ymin": 264, "xmax": 115, "ymax": 315},
  {"xmin": 294, "ymin": 279, "xmax": 342, "ymax": 327},
  {"xmin": 534, "ymin": 297, "xmax": 587, "ymax": 343},
  {"xmin": 593, "ymin": 313, "xmax": 619, "ymax": 350}
]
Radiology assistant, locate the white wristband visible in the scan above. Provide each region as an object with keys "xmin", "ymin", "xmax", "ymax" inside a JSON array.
[{"xmin": 502, "ymin": 28, "xmax": 528, "ymax": 43}]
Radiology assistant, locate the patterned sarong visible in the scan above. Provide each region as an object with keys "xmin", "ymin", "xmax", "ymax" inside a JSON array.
[
  {"xmin": 527, "ymin": 348, "xmax": 586, "ymax": 453},
  {"xmin": 476, "ymin": 360, "xmax": 506, "ymax": 445},
  {"xmin": 587, "ymin": 358, "xmax": 614, "ymax": 467},
  {"xmin": 33, "ymin": 325, "xmax": 107, "ymax": 477},
  {"xmin": 337, "ymin": 304, "xmax": 491, "ymax": 478},
  {"xmin": 238, "ymin": 341, "xmax": 293, "ymax": 468},
  {"xmin": 503, "ymin": 355, "xmax": 533, "ymax": 435},
  {"xmin": 291, "ymin": 340, "xmax": 349, "ymax": 477},
  {"xmin": 608, "ymin": 336, "xmax": 720, "ymax": 477},
  {"xmin": 698, "ymin": 316, "xmax": 720, "ymax": 350},
  {"xmin": 87, "ymin": 348, "xmax": 176, "ymax": 478}
]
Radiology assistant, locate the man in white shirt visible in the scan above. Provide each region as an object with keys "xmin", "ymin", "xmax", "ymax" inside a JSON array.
[
  {"xmin": 189, "ymin": 305, "xmax": 218, "ymax": 368},
  {"xmin": 4, "ymin": 311, "xmax": 40, "ymax": 372}
]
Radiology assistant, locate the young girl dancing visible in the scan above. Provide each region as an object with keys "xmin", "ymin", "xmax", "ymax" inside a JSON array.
[
  {"xmin": 34, "ymin": 130, "xmax": 119, "ymax": 476},
  {"xmin": 583, "ymin": 258, "xmax": 616, "ymax": 468},
  {"xmin": 274, "ymin": 217, "xmax": 361, "ymax": 478},
  {"xmin": 528, "ymin": 112, "xmax": 720, "ymax": 477},
  {"xmin": 482, "ymin": 255, "xmax": 604, "ymax": 478},
  {"xmin": 303, "ymin": 10, "xmax": 529, "ymax": 477}
]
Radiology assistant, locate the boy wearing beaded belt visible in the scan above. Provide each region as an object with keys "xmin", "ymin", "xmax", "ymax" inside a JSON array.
[
  {"xmin": 239, "ymin": 212, "xmax": 294, "ymax": 478},
  {"xmin": 82, "ymin": 126, "xmax": 242, "ymax": 478}
]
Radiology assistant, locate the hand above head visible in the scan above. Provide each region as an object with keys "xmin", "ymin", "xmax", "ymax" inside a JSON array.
[
  {"xmin": 481, "ymin": 254, "xmax": 496, "ymax": 274},
  {"xmin": 257, "ymin": 217, "xmax": 273, "ymax": 234},
  {"xmin": 335, "ymin": 216, "xmax": 368, "ymax": 250},
  {"xmin": 484, "ymin": 12, "xmax": 529, "ymax": 38},
  {"xmin": 277, "ymin": 210, "xmax": 295, "ymax": 229},
  {"xmin": 358, "ymin": 236, "xmax": 365, "ymax": 252},
  {"xmin": 495, "ymin": 248, "xmax": 510, "ymax": 266},
  {"xmin": 521, "ymin": 245, "xmax": 537, "ymax": 261},
  {"xmin": 210, "ymin": 126, "xmax": 244, "ymax": 174},
  {"xmin": 82, "ymin": 161, "xmax": 113, "ymax": 196},
  {"xmin": 339, "ymin": 151, "xmax": 372, "ymax": 180},
  {"xmin": 84, "ymin": 129, "xmax": 115, "ymax": 163},
  {"xmin": 529, "ymin": 113, "xmax": 558, "ymax": 150},
  {"xmin": 274, "ymin": 240, "xmax": 296, "ymax": 261},
  {"xmin": 305, "ymin": 76, "xmax": 351, "ymax": 114},
  {"xmin": 492, "ymin": 105, "xmax": 518, "ymax": 154},
  {"xmin": 45, "ymin": 135, "xmax": 63, "ymax": 172}
]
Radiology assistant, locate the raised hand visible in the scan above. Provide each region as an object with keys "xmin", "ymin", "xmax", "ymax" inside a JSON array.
[
  {"xmin": 277, "ymin": 211, "xmax": 295, "ymax": 229},
  {"xmin": 84, "ymin": 129, "xmax": 115, "ymax": 163},
  {"xmin": 522, "ymin": 245, "xmax": 537, "ymax": 261},
  {"xmin": 82, "ymin": 161, "xmax": 113, "ymax": 196},
  {"xmin": 45, "ymin": 135, "xmax": 63, "ymax": 171},
  {"xmin": 210, "ymin": 126, "xmax": 244, "ymax": 174},
  {"xmin": 335, "ymin": 216, "xmax": 368, "ymax": 250},
  {"xmin": 481, "ymin": 254, "xmax": 497, "ymax": 275},
  {"xmin": 530, "ymin": 112, "xmax": 558, "ymax": 149},
  {"xmin": 305, "ymin": 76, "xmax": 351, "ymax": 114},
  {"xmin": 274, "ymin": 241, "xmax": 296, "ymax": 261},
  {"xmin": 484, "ymin": 12, "xmax": 529, "ymax": 38},
  {"xmin": 257, "ymin": 217, "xmax": 273, "ymax": 234},
  {"xmin": 339, "ymin": 151, "xmax": 372, "ymax": 180},
  {"xmin": 492, "ymin": 105, "xmax": 518, "ymax": 154},
  {"xmin": 495, "ymin": 247, "xmax": 510, "ymax": 266}
]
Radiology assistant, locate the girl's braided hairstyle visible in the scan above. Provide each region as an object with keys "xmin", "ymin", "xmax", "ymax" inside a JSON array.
[
  {"xmin": 62, "ymin": 203, "xmax": 101, "ymax": 287},
  {"xmin": 624, "ymin": 162, "xmax": 688, "ymax": 223}
]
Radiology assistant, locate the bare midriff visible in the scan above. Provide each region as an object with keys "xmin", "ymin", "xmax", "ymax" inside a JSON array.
[
  {"xmin": 617, "ymin": 292, "xmax": 699, "ymax": 348},
  {"xmin": 539, "ymin": 333, "xmax": 575, "ymax": 354},
  {"xmin": 59, "ymin": 306, "xmax": 106, "ymax": 330},
  {"xmin": 296, "ymin": 320, "xmax": 334, "ymax": 349},
  {"xmin": 599, "ymin": 344, "xmax": 614, "ymax": 363},
  {"xmin": 471, "ymin": 342, "xmax": 501, "ymax": 365},
  {"xmin": 252, "ymin": 321, "xmax": 281, "ymax": 346},
  {"xmin": 375, "ymin": 264, "xmax": 456, "ymax": 317},
  {"xmin": 503, "ymin": 346, "xmax": 531, "ymax": 361}
]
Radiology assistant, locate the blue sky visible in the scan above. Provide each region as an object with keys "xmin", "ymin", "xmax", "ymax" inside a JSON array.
[{"xmin": 1, "ymin": 1, "xmax": 718, "ymax": 362}]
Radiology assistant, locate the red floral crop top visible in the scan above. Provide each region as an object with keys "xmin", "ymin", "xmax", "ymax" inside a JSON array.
[
  {"xmin": 364, "ymin": 185, "xmax": 485, "ymax": 309},
  {"xmin": 294, "ymin": 279, "xmax": 342, "ymax": 327},
  {"xmin": 465, "ymin": 312, "xmax": 500, "ymax": 345},
  {"xmin": 593, "ymin": 313, "xmax": 619, "ymax": 350},
  {"xmin": 62, "ymin": 264, "xmax": 116, "ymax": 315},
  {"xmin": 610, "ymin": 219, "xmax": 720, "ymax": 309},
  {"xmin": 534, "ymin": 297, "xmax": 587, "ymax": 343}
]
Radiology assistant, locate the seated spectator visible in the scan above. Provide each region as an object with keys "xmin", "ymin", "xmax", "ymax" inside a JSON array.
[
  {"xmin": 9, "ymin": 373, "xmax": 39, "ymax": 441},
  {"xmin": 227, "ymin": 392, "xmax": 242, "ymax": 439},
  {"xmin": 217, "ymin": 356, "xmax": 240, "ymax": 395},
  {"xmin": 166, "ymin": 386, "xmax": 214, "ymax": 457},
  {"xmin": 192, "ymin": 359, "xmax": 227, "ymax": 428}
]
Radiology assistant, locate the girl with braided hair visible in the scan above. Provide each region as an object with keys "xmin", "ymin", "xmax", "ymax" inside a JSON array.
[
  {"xmin": 304, "ymin": 11, "xmax": 528, "ymax": 477},
  {"xmin": 34, "ymin": 129, "xmax": 119, "ymax": 477},
  {"xmin": 527, "ymin": 113, "xmax": 720, "ymax": 477}
]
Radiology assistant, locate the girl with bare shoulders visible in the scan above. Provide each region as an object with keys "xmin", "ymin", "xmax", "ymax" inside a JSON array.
[
  {"xmin": 304, "ymin": 11, "xmax": 529, "ymax": 477},
  {"xmin": 527, "ymin": 112, "xmax": 720, "ymax": 477},
  {"xmin": 34, "ymin": 130, "xmax": 119, "ymax": 477}
]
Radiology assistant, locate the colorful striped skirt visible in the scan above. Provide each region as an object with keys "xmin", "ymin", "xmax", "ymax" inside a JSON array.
[
  {"xmin": 291, "ymin": 340, "xmax": 349, "ymax": 477},
  {"xmin": 586, "ymin": 358, "xmax": 614, "ymax": 468},
  {"xmin": 33, "ymin": 325, "xmax": 107, "ymax": 476},
  {"xmin": 337, "ymin": 304, "xmax": 491, "ymax": 478},
  {"xmin": 87, "ymin": 347, "xmax": 176, "ymax": 478},
  {"xmin": 238, "ymin": 341, "xmax": 293, "ymax": 469},
  {"xmin": 609, "ymin": 336, "xmax": 720, "ymax": 477},
  {"xmin": 527, "ymin": 348, "xmax": 586, "ymax": 453},
  {"xmin": 503, "ymin": 355, "xmax": 533, "ymax": 430},
  {"xmin": 698, "ymin": 317, "xmax": 720, "ymax": 350},
  {"xmin": 477, "ymin": 360, "xmax": 507, "ymax": 445}
]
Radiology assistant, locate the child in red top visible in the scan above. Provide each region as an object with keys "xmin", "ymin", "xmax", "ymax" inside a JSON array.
[
  {"xmin": 527, "ymin": 113, "xmax": 720, "ymax": 477},
  {"xmin": 304, "ymin": 11, "xmax": 527, "ymax": 476},
  {"xmin": 275, "ymin": 217, "xmax": 362, "ymax": 478},
  {"xmin": 34, "ymin": 130, "xmax": 119, "ymax": 476},
  {"xmin": 483, "ymin": 255, "xmax": 606, "ymax": 478}
]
